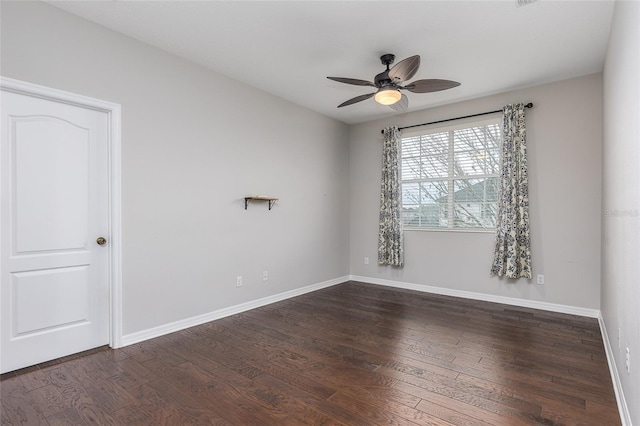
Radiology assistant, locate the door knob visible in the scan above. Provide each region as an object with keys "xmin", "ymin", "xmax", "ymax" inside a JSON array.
[{"xmin": 96, "ymin": 237, "xmax": 107, "ymax": 246}]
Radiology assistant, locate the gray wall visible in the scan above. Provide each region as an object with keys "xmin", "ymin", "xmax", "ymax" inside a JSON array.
[
  {"xmin": 602, "ymin": 1, "xmax": 640, "ymax": 423},
  {"xmin": 0, "ymin": 1, "xmax": 350, "ymax": 335},
  {"xmin": 349, "ymin": 74, "xmax": 603, "ymax": 310}
]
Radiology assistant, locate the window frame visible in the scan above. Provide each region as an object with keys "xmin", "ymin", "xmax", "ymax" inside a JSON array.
[{"xmin": 400, "ymin": 115, "xmax": 502, "ymax": 233}]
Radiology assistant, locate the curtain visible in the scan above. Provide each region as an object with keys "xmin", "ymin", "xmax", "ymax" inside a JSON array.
[
  {"xmin": 491, "ymin": 103, "xmax": 532, "ymax": 279},
  {"xmin": 378, "ymin": 126, "xmax": 404, "ymax": 267}
]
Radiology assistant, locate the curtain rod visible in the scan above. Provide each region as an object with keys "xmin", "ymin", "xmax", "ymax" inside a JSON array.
[{"xmin": 381, "ymin": 102, "xmax": 533, "ymax": 134}]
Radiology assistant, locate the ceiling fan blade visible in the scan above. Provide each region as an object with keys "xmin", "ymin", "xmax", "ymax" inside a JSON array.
[
  {"xmin": 404, "ymin": 79, "xmax": 461, "ymax": 93},
  {"xmin": 337, "ymin": 92, "xmax": 375, "ymax": 108},
  {"xmin": 388, "ymin": 94, "xmax": 408, "ymax": 113},
  {"xmin": 388, "ymin": 55, "xmax": 420, "ymax": 83},
  {"xmin": 327, "ymin": 77, "xmax": 376, "ymax": 87}
]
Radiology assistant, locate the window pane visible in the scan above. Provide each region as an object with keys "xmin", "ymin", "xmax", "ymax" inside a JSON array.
[
  {"xmin": 420, "ymin": 132, "xmax": 449, "ymax": 178},
  {"xmin": 421, "ymin": 156, "xmax": 449, "ymax": 179},
  {"xmin": 452, "ymin": 178, "xmax": 498, "ymax": 228},
  {"xmin": 401, "ymin": 181, "xmax": 447, "ymax": 205},
  {"xmin": 402, "ymin": 182, "xmax": 420, "ymax": 205},
  {"xmin": 420, "ymin": 132, "xmax": 448, "ymax": 156},
  {"xmin": 401, "ymin": 136, "xmax": 421, "ymax": 158},
  {"xmin": 401, "ymin": 157, "xmax": 421, "ymax": 180},
  {"xmin": 401, "ymin": 180, "xmax": 448, "ymax": 228},
  {"xmin": 402, "ymin": 204, "xmax": 445, "ymax": 227},
  {"xmin": 420, "ymin": 132, "xmax": 449, "ymax": 179},
  {"xmin": 403, "ymin": 132, "xmax": 448, "ymax": 179},
  {"xmin": 453, "ymin": 125, "xmax": 500, "ymax": 176},
  {"xmin": 420, "ymin": 181, "xmax": 448, "ymax": 204},
  {"xmin": 402, "ymin": 204, "xmax": 419, "ymax": 226}
]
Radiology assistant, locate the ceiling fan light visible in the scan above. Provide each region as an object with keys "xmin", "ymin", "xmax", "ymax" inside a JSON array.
[{"xmin": 374, "ymin": 88, "xmax": 402, "ymax": 105}]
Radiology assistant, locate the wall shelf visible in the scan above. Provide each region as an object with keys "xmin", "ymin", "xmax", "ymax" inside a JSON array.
[{"xmin": 244, "ymin": 196, "xmax": 278, "ymax": 210}]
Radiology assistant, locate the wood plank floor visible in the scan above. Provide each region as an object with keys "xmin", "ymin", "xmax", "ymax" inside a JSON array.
[{"xmin": 1, "ymin": 281, "xmax": 621, "ymax": 425}]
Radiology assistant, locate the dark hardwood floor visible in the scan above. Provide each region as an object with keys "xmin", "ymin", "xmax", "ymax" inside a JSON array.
[{"xmin": 1, "ymin": 281, "xmax": 621, "ymax": 425}]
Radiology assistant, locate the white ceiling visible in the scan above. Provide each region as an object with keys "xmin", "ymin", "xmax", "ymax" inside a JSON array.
[{"xmin": 47, "ymin": 0, "xmax": 614, "ymax": 125}]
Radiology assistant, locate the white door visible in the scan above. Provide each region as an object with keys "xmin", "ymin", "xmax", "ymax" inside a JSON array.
[{"xmin": 1, "ymin": 84, "xmax": 112, "ymax": 373}]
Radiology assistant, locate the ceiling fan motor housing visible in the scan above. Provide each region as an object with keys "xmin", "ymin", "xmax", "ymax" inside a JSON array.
[
  {"xmin": 374, "ymin": 71, "xmax": 394, "ymax": 88},
  {"xmin": 376, "ymin": 54, "xmax": 398, "ymax": 88}
]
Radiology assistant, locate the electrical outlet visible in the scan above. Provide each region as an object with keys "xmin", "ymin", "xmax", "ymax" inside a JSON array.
[
  {"xmin": 364, "ymin": 257, "xmax": 369, "ymax": 265},
  {"xmin": 536, "ymin": 274, "xmax": 544, "ymax": 285},
  {"xmin": 262, "ymin": 270, "xmax": 268, "ymax": 282},
  {"xmin": 236, "ymin": 276, "xmax": 243, "ymax": 287},
  {"xmin": 625, "ymin": 347, "xmax": 630, "ymax": 373}
]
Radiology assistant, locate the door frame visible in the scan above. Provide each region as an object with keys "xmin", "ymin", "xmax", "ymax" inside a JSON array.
[{"xmin": 1, "ymin": 76, "xmax": 123, "ymax": 349}]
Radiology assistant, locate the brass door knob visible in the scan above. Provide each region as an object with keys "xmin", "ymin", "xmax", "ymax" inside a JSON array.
[{"xmin": 96, "ymin": 237, "xmax": 107, "ymax": 246}]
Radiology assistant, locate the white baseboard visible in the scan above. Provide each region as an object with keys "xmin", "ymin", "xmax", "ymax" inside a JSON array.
[
  {"xmin": 598, "ymin": 313, "xmax": 632, "ymax": 426},
  {"xmin": 121, "ymin": 275, "xmax": 598, "ymax": 347},
  {"xmin": 121, "ymin": 276, "xmax": 348, "ymax": 347},
  {"xmin": 348, "ymin": 275, "xmax": 600, "ymax": 318}
]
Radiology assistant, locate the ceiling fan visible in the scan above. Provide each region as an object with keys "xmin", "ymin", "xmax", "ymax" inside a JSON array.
[{"xmin": 327, "ymin": 54, "xmax": 460, "ymax": 112}]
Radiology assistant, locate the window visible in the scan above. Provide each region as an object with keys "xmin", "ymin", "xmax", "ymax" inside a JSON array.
[{"xmin": 400, "ymin": 118, "xmax": 501, "ymax": 231}]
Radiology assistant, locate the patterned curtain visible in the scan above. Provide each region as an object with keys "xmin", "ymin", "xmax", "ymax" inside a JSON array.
[
  {"xmin": 378, "ymin": 126, "xmax": 404, "ymax": 267},
  {"xmin": 491, "ymin": 103, "xmax": 532, "ymax": 279}
]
